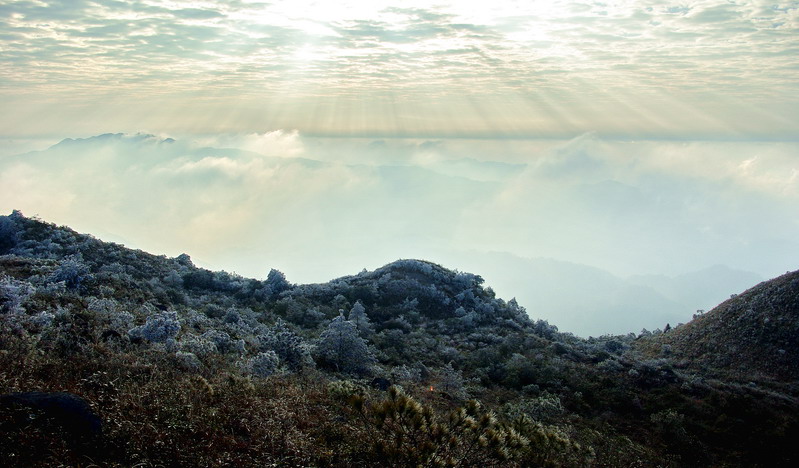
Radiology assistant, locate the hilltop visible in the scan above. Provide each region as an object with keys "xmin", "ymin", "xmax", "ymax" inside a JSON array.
[
  {"xmin": 1, "ymin": 211, "xmax": 798, "ymax": 467},
  {"xmin": 637, "ymin": 270, "xmax": 799, "ymax": 382}
]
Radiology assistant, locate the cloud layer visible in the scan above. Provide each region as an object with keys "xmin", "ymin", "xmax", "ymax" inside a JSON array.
[
  {"xmin": 1, "ymin": 1, "xmax": 797, "ymax": 137},
  {"xmin": 1, "ymin": 132, "xmax": 796, "ymax": 336}
]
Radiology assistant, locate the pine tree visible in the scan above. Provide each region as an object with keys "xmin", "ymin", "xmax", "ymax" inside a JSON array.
[{"xmin": 348, "ymin": 300, "xmax": 374, "ymax": 335}]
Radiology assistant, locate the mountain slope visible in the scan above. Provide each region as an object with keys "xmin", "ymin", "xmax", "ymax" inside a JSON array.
[
  {"xmin": 2, "ymin": 211, "xmax": 799, "ymax": 467},
  {"xmin": 637, "ymin": 270, "xmax": 799, "ymax": 381}
]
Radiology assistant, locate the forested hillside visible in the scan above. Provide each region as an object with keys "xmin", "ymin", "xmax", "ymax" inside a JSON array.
[{"xmin": 1, "ymin": 211, "xmax": 797, "ymax": 467}]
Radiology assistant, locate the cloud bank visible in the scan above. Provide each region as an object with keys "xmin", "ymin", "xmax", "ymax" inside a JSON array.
[{"xmin": 1, "ymin": 132, "xmax": 796, "ymax": 335}]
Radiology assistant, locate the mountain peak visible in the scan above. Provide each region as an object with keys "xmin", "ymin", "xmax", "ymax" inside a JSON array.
[{"xmin": 50, "ymin": 132, "xmax": 169, "ymax": 150}]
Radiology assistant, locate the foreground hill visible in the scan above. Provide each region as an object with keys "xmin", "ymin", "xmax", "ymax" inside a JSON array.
[
  {"xmin": 637, "ymin": 269, "xmax": 799, "ymax": 382},
  {"xmin": 1, "ymin": 211, "xmax": 798, "ymax": 467}
]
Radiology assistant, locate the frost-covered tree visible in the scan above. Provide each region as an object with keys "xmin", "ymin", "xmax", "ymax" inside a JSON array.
[
  {"xmin": 435, "ymin": 362, "xmax": 466, "ymax": 398},
  {"xmin": 348, "ymin": 300, "xmax": 373, "ymax": 334},
  {"xmin": 0, "ymin": 215, "xmax": 20, "ymax": 254},
  {"xmin": 162, "ymin": 270, "xmax": 184, "ymax": 288},
  {"xmin": 175, "ymin": 253, "xmax": 194, "ymax": 267},
  {"xmin": 507, "ymin": 298, "xmax": 531, "ymax": 324},
  {"xmin": 331, "ymin": 294, "xmax": 350, "ymax": 311},
  {"xmin": 264, "ymin": 268, "xmax": 291, "ymax": 297},
  {"xmin": 316, "ymin": 314, "xmax": 375, "ymax": 375}
]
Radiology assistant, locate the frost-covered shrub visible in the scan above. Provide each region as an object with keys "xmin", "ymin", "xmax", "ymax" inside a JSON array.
[
  {"xmin": 507, "ymin": 298, "xmax": 530, "ymax": 324},
  {"xmin": 257, "ymin": 322, "xmax": 313, "ymax": 371},
  {"xmin": 0, "ymin": 275, "xmax": 35, "ymax": 314},
  {"xmin": 504, "ymin": 353, "xmax": 539, "ymax": 388},
  {"xmin": 202, "ymin": 329, "xmax": 245, "ymax": 354},
  {"xmin": 391, "ymin": 259, "xmax": 434, "ymax": 275},
  {"xmin": 286, "ymin": 304, "xmax": 326, "ymax": 328},
  {"xmin": 28, "ymin": 311, "xmax": 55, "ymax": 330},
  {"xmin": 175, "ymin": 253, "xmax": 194, "ymax": 267},
  {"xmin": 331, "ymin": 294, "xmax": 350, "ymax": 310},
  {"xmin": 210, "ymin": 271, "xmax": 245, "ymax": 293},
  {"xmin": 532, "ymin": 319, "xmax": 559, "ymax": 340},
  {"xmin": 453, "ymin": 271, "xmax": 484, "ymax": 290},
  {"xmin": 597, "ymin": 358, "xmax": 625, "ymax": 373},
  {"xmin": 602, "ymin": 339, "xmax": 629, "ymax": 354},
  {"xmin": 382, "ymin": 315, "xmax": 412, "ymax": 333},
  {"xmin": 203, "ymin": 303, "xmax": 226, "ymax": 319},
  {"xmin": 129, "ymin": 311, "xmax": 181, "ymax": 343},
  {"xmin": 460, "ymin": 310, "xmax": 479, "ymax": 329},
  {"xmin": 175, "ymin": 351, "xmax": 203, "ymax": 372},
  {"xmin": 110, "ymin": 311, "xmax": 134, "ymax": 331},
  {"xmin": 180, "ymin": 333, "xmax": 218, "ymax": 357},
  {"xmin": 377, "ymin": 329, "xmax": 407, "ymax": 360},
  {"xmin": 164, "ymin": 337, "xmax": 179, "ymax": 353},
  {"xmin": 247, "ymin": 351, "xmax": 280, "ymax": 377},
  {"xmin": 390, "ymin": 364, "xmax": 422, "ymax": 384},
  {"xmin": 87, "ymin": 298, "xmax": 118, "ymax": 315},
  {"xmin": 327, "ymin": 379, "xmax": 365, "ymax": 401},
  {"xmin": 36, "ymin": 308, "xmax": 91, "ymax": 357},
  {"xmin": 503, "ymin": 392, "xmax": 566, "ymax": 424},
  {"xmin": 223, "ymin": 308, "xmax": 241, "ymax": 324},
  {"xmin": 650, "ymin": 409, "xmax": 687, "ymax": 440},
  {"xmin": 49, "ymin": 255, "xmax": 91, "ymax": 290},
  {"xmin": 182, "ymin": 308, "xmax": 211, "ymax": 330},
  {"xmin": 98, "ymin": 263, "xmax": 135, "ymax": 285},
  {"xmin": 35, "ymin": 280, "xmax": 67, "ymax": 297}
]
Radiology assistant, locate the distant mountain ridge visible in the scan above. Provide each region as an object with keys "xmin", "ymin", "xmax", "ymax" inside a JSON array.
[
  {"xmin": 431, "ymin": 250, "xmax": 763, "ymax": 337},
  {"xmin": 627, "ymin": 265, "xmax": 763, "ymax": 313}
]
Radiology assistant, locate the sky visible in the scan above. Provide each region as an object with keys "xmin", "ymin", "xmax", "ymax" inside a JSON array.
[
  {"xmin": 1, "ymin": 0, "xmax": 797, "ymax": 138},
  {"xmin": 1, "ymin": 1, "xmax": 798, "ymax": 335}
]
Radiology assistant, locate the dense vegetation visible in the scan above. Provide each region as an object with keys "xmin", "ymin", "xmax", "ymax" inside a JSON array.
[{"xmin": 1, "ymin": 211, "xmax": 797, "ymax": 467}]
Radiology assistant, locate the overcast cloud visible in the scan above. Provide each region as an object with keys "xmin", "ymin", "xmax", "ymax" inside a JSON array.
[{"xmin": 1, "ymin": 0, "xmax": 797, "ymax": 137}]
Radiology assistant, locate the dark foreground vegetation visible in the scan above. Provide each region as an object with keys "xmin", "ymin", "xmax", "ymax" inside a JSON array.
[{"xmin": 1, "ymin": 211, "xmax": 798, "ymax": 466}]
